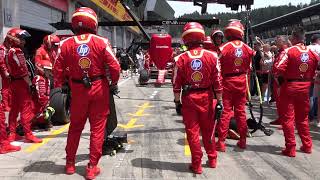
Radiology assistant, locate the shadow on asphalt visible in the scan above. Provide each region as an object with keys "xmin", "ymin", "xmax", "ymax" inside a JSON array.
[
  {"xmin": 23, "ymin": 160, "xmax": 86, "ymax": 176},
  {"xmin": 125, "ymin": 127, "xmax": 185, "ymax": 134},
  {"xmin": 226, "ymin": 144, "xmax": 283, "ymax": 155},
  {"xmin": 131, "ymin": 158, "xmax": 192, "ymax": 173}
]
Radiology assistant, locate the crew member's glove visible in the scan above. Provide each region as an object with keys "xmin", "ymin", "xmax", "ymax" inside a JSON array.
[
  {"xmin": 110, "ymin": 84, "xmax": 120, "ymax": 95},
  {"xmin": 29, "ymin": 84, "xmax": 37, "ymax": 95},
  {"xmin": 215, "ymin": 100, "xmax": 223, "ymax": 122},
  {"xmin": 174, "ymin": 99, "xmax": 182, "ymax": 115}
]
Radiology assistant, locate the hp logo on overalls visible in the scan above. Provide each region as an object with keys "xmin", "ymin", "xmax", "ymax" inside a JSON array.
[
  {"xmin": 191, "ymin": 59, "xmax": 202, "ymax": 70},
  {"xmin": 77, "ymin": 44, "xmax": 90, "ymax": 56}
]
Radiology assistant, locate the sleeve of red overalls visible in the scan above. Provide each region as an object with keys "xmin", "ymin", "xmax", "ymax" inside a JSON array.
[
  {"xmin": 274, "ymin": 50, "xmax": 289, "ymax": 76},
  {"xmin": 34, "ymin": 49, "xmax": 42, "ymax": 63},
  {"xmin": 53, "ymin": 47, "xmax": 65, "ymax": 88},
  {"xmin": 0, "ymin": 49, "xmax": 7, "ymax": 74},
  {"xmin": 173, "ymin": 56, "xmax": 183, "ymax": 93},
  {"xmin": 212, "ymin": 55, "xmax": 223, "ymax": 93},
  {"xmin": 33, "ymin": 76, "xmax": 49, "ymax": 106},
  {"xmin": 10, "ymin": 48, "xmax": 29, "ymax": 77},
  {"xmin": 103, "ymin": 42, "xmax": 120, "ymax": 85}
]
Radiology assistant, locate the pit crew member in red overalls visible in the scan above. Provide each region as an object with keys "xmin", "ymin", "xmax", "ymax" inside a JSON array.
[
  {"xmin": 269, "ymin": 35, "xmax": 289, "ymax": 125},
  {"xmin": 274, "ymin": 27, "xmax": 319, "ymax": 157},
  {"xmin": 0, "ymin": 40, "xmax": 11, "ymax": 112},
  {"xmin": 173, "ymin": 22, "xmax": 223, "ymax": 174},
  {"xmin": 35, "ymin": 35, "xmax": 60, "ymax": 65},
  {"xmin": 53, "ymin": 7, "xmax": 120, "ymax": 179},
  {"xmin": 0, "ymin": 35, "xmax": 21, "ymax": 154},
  {"xmin": 32, "ymin": 59, "xmax": 54, "ymax": 130},
  {"xmin": 6, "ymin": 28, "xmax": 43, "ymax": 143},
  {"xmin": 216, "ymin": 20, "xmax": 255, "ymax": 151}
]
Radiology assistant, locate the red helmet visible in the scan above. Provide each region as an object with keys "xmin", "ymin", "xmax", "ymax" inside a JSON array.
[
  {"xmin": 5, "ymin": 28, "xmax": 31, "ymax": 47},
  {"xmin": 35, "ymin": 59, "xmax": 53, "ymax": 75},
  {"xmin": 224, "ymin": 20, "xmax": 245, "ymax": 40},
  {"xmin": 182, "ymin": 22, "xmax": 205, "ymax": 45},
  {"xmin": 71, "ymin": 7, "xmax": 98, "ymax": 34},
  {"xmin": 203, "ymin": 36, "xmax": 214, "ymax": 50},
  {"xmin": 43, "ymin": 35, "xmax": 60, "ymax": 49},
  {"xmin": 211, "ymin": 29, "xmax": 224, "ymax": 39}
]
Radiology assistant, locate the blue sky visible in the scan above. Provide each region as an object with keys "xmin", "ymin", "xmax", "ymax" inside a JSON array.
[{"xmin": 168, "ymin": 0, "xmax": 311, "ymax": 17}]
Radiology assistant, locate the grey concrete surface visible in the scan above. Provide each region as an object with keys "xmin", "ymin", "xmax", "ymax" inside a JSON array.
[{"xmin": 0, "ymin": 75, "xmax": 320, "ymax": 180}]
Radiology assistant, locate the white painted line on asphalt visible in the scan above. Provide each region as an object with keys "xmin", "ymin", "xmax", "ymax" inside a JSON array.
[{"xmin": 118, "ymin": 77, "xmax": 131, "ymax": 86}]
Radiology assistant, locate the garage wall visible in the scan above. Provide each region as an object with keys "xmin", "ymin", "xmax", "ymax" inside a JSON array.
[{"xmin": 17, "ymin": 0, "xmax": 63, "ymax": 32}]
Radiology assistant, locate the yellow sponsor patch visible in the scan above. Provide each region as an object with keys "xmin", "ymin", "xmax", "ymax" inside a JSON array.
[
  {"xmin": 299, "ymin": 63, "xmax": 308, "ymax": 72},
  {"xmin": 78, "ymin": 57, "xmax": 91, "ymax": 69},
  {"xmin": 234, "ymin": 58, "xmax": 243, "ymax": 66},
  {"xmin": 191, "ymin": 71, "xmax": 203, "ymax": 82}
]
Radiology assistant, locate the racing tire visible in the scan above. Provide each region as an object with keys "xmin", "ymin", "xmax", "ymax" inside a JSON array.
[
  {"xmin": 138, "ymin": 69, "xmax": 149, "ymax": 85},
  {"xmin": 49, "ymin": 88, "xmax": 70, "ymax": 125}
]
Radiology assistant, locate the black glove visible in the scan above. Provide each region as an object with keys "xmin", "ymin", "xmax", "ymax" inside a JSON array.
[
  {"xmin": 174, "ymin": 99, "xmax": 182, "ymax": 115},
  {"xmin": 215, "ymin": 100, "xmax": 223, "ymax": 121},
  {"xmin": 29, "ymin": 84, "xmax": 37, "ymax": 95},
  {"xmin": 110, "ymin": 84, "xmax": 119, "ymax": 95}
]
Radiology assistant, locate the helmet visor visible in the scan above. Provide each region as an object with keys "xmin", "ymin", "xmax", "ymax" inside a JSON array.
[{"xmin": 17, "ymin": 30, "xmax": 31, "ymax": 39}]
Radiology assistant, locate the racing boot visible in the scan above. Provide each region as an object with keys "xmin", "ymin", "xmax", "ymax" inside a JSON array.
[
  {"xmin": 189, "ymin": 164, "xmax": 202, "ymax": 174},
  {"xmin": 216, "ymin": 140, "xmax": 226, "ymax": 152},
  {"xmin": 236, "ymin": 138, "xmax": 246, "ymax": 149},
  {"xmin": 65, "ymin": 161, "xmax": 76, "ymax": 175},
  {"xmin": 0, "ymin": 142, "xmax": 21, "ymax": 154},
  {"xmin": 24, "ymin": 133, "xmax": 43, "ymax": 143},
  {"xmin": 86, "ymin": 164, "xmax": 101, "ymax": 180},
  {"xmin": 300, "ymin": 146, "xmax": 312, "ymax": 154},
  {"xmin": 207, "ymin": 158, "xmax": 217, "ymax": 168},
  {"xmin": 281, "ymin": 147, "xmax": 296, "ymax": 157},
  {"xmin": 7, "ymin": 133, "xmax": 23, "ymax": 142}
]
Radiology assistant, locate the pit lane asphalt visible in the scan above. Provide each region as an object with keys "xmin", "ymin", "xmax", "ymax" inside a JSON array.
[{"xmin": 0, "ymin": 75, "xmax": 320, "ymax": 180}]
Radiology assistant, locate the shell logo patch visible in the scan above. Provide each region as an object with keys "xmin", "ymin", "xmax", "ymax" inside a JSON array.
[
  {"xmin": 191, "ymin": 71, "xmax": 203, "ymax": 82},
  {"xmin": 79, "ymin": 57, "xmax": 91, "ymax": 69},
  {"xmin": 234, "ymin": 58, "xmax": 243, "ymax": 66},
  {"xmin": 299, "ymin": 63, "xmax": 308, "ymax": 72}
]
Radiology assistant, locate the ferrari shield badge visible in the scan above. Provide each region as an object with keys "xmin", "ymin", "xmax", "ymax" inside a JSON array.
[{"xmin": 79, "ymin": 57, "xmax": 91, "ymax": 69}]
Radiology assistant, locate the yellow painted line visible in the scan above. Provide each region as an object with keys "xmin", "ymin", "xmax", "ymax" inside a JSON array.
[
  {"xmin": 118, "ymin": 118, "xmax": 144, "ymax": 129},
  {"xmin": 127, "ymin": 113, "xmax": 150, "ymax": 117},
  {"xmin": 137, "ymin": 102, "xmax": 154, "ymax": 108},
  {"xmin": 184, "ymin": 133, "xmax": 191, "ymax": 156},
  {"xmin": 25, "ymin": 124, "xmax": 70, "ymax": 153},
  {"xmin": 119, "ymin": 102, "xmax": 152, "ymax": 129}
]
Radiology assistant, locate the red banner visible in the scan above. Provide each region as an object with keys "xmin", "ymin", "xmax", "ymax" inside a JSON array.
[{"xmin": 38, "ymin": 0, "xmax": 68, "ymax": 12}]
